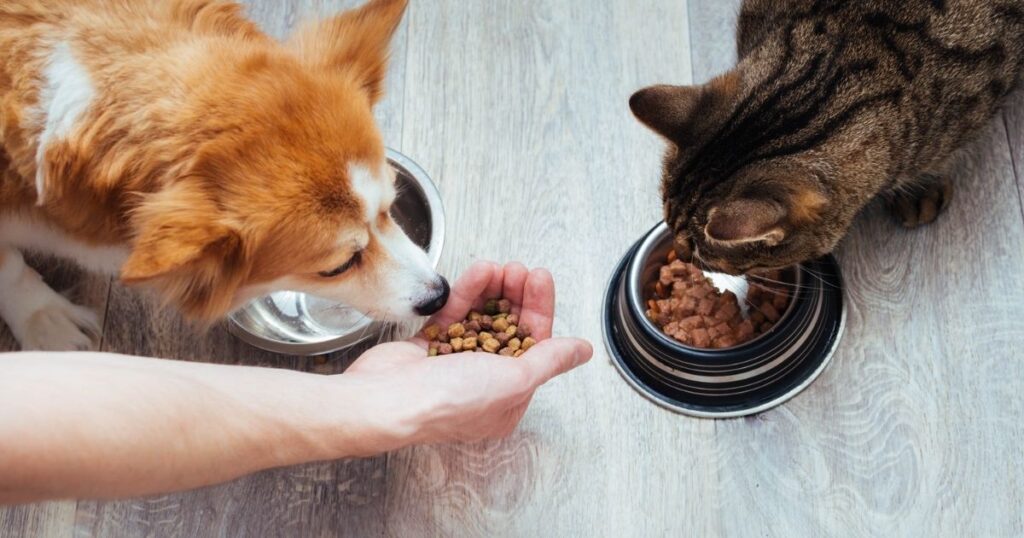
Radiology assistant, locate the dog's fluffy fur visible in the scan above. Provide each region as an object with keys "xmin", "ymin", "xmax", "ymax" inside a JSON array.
[{"xmin": 0, "ymin": 0, "xmax": 448, "ymax": 350}]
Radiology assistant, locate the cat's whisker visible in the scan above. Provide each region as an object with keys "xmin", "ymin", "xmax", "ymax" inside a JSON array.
[{"xmin": 745, "ymin": 273, "xmax": 817, "ymax": 292}]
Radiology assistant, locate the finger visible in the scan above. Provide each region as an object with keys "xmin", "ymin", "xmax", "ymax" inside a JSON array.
[
  {"xmin": 518, "ymin": 268, "xmax": 556, "ymax": 340},
  {"xmin": 427, "ymin": 261, "xmax": 500, "ymax": 329},
  {"xmin": 500, "ymin": 262, "xmax": 530, "ymax": 312},
  {"xmin": 520, "ymin": 337, "xmax": 593, "ymax": 387},
  {"xmin": 480, "ymin": 262, "xmax": 507, "ymax": 307}
]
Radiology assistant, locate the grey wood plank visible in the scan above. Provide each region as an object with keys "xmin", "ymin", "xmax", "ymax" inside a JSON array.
[
  {"xmin": 0, "ymin": 501, "xmax": 76, "ymax": 538},
  {"xmin": 64, "ymin": 1, "xmax": 405, "ymax": 536},
  {"xmin": 688, "ymin": 0, "xmax": 743, "ymax": 84},
  {"xmin": 688, "ymin": 7, "xmax": 1024, "ymax": 536},
  {"xmin": 385, "ymin": 1, "xmax": 724, "ymax": 537}
]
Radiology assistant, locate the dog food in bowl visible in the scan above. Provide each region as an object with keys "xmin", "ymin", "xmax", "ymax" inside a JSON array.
[
  {"xmin": 646, "ymin": 250, "xmax": 791, "ymax": 349},
  {"xmin": 422, "ymin": 298, "xmax": 536, "ymax": 357}
]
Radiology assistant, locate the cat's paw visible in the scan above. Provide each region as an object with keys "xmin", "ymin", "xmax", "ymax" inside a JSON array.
[
  {"xmin": 16, "ymin": 298, "xmax": 101, "ymax": 351},
  {"xmin": 891, "ymin": 177, "xmax": 954, "ymax": 228}
]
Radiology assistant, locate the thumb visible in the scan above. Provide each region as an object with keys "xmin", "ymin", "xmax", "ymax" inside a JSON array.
[{"xmin": 520, "ymin": 337, "xmax": 593, "ymax": 386}]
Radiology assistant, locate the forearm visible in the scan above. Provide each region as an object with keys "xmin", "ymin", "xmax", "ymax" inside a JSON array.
[{"xmin": 0, "ymin": 352, "xmax": 396, "ymax": 504}]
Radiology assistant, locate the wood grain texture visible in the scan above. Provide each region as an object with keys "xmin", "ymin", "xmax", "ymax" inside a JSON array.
[
  {"xmin": 688, "ymin": 0, "xmax": 742, "ymax": 84},
  {"xmin": 384, "ymin": 1, "xmax": 711, "ymax": 537},
  {"xmin": 4, "ymin": 0, "xmax": 1024, "ymax": 536}
]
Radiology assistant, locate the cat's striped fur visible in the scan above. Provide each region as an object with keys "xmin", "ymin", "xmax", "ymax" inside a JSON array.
[{"xmin": 631, "ymin": 0, "xmax": 1024, "ymax": 274}]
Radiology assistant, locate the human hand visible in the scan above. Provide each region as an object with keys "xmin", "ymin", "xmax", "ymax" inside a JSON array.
[{"xmin": 342, "ymin": 261, "xmax": 592, "ymax": 453}]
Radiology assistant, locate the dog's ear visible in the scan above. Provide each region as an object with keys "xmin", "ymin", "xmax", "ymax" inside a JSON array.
[
  {"xmin": 288, "ymin": 0, "xmax": 408, "ymax": 103},
  {"xmin": 121, "ymin": 182, "xmax": 249, "ymax": 321}
]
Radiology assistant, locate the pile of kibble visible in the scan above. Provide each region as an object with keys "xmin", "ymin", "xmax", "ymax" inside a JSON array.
[
  {"xmin": 423, "ymin": 298, "xmax": 537, "ymax": 358},
  {"xmin": 646, "ymin": 250, "xmax": 791, "ymax": 349}
]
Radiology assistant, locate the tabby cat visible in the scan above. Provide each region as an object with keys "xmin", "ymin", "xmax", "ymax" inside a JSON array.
[{"xmin": 630, "ymin": 0, "xmax": 1024, "ymax": 274}]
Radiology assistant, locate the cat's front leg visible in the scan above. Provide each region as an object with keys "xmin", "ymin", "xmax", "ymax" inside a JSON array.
[
  {"xmin": 0, "ymin": 247, "xmax": 100, "ymax": 351},
  {"xmin": 888, "ymin": 174, "xmax": 955, "ymax": 229}
]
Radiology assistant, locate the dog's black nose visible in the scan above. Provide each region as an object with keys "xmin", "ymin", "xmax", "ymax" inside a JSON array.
[{"xmin": 414, "ymin": 277, "xmax": 450, "ymax": 316}]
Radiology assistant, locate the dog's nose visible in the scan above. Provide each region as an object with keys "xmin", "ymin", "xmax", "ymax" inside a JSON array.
[{"xmin": 414, "ymin": 277, "xmax": 450, "ymax": 316}]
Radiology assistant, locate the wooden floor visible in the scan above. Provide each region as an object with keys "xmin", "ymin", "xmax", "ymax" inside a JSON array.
[{"xmin": 3, "ymin": 0, "xmax": 1024, "ymax": 536}]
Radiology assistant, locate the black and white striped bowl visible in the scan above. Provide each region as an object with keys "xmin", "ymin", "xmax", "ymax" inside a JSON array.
[{"xmin": 602, "ymin": 223, "xmax": 846, "ymax": 418}]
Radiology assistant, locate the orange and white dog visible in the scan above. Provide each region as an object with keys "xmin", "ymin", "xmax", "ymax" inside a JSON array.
[{"xmin": 0, "ymin": 0, "xmax": 449, "ymax": 351}]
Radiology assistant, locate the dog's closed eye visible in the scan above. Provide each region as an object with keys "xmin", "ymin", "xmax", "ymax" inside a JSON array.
[{"xmin": 319, "ymin": 250, "xmax": 363, "ymax": 278}]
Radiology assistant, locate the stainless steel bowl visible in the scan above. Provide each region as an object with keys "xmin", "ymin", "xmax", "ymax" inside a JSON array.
[
  {"xmin": 227, "ymin": 149, "xmax": 444, "ymax": 356},
  {"xmin": 603, "ymin": 222, "xmax": 846, "ymax": 418}
]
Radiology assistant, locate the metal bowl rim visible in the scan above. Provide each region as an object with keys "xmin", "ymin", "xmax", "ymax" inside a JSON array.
[{"xmin": 603, "ymin": 233, "xmax": 848, "ymax": 419}]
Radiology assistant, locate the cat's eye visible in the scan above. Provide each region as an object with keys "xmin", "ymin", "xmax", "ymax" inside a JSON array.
[{"xmin": 319, "ymin": 250, "xmax": 363, "ymax": 278}]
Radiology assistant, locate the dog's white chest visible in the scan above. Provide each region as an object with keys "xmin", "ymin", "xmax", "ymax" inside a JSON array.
[
  {"xmin": 34, "ymin": 42, "xmax": 96, "ymax": 203},
  {"xmin": 0, "ymin": 214, "xmax": 128, "ymax": 275}
]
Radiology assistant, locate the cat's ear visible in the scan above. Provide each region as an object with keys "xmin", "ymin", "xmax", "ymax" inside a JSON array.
[
  {"xmin": 288, "ymin": 0, "xmax": 407, "ymax": 103},
  {"xmin": 629, "ymin": 72, "xmax": 739, "ymax": 143},
  {"xmin": 629, "ymin": 85, "xmax": 703, "ymax": 141},
  {"xmin": 705, "ymin": 199, "xmax": 787, "ymax": 246}
]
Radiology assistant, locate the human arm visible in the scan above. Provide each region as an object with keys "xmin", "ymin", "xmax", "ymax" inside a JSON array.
[{"xmin": 0, "ymin": 262, "xmax": 591, "ymax": 504}]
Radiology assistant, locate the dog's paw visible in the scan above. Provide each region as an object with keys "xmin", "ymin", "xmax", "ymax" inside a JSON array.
[
  {"xmin": 891, "ymin": 176, "xmax": 954, "ymax": 229},
  {"xmin": 17, "ymin": 299, "xmax": 101, "ymax": 351}
]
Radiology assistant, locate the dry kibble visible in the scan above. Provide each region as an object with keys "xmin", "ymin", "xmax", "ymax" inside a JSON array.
[
  {"xmin": 492, "ymin": 318, "xmax": 510, "ymax": 333},
  {"xmin": 646, "ymin": 251, "xmax": 792, "ymax": 349},
  {"xmin": 448, "ymin": 323, "xmax": 466, "ymax": 338},
  {"xmin": 497, "ymin": 299, "xmax": 512, "ymax": 314},
  {"xmin": 425, "ymin": 298, "xmax": 545, "ymax": 358},
  {"xmin": 483, "ymin": 338, "xmax": 501, "ymax": 353},
  {"xmin": 484, "ymin": 299, "xmax": 501, "ymax": 316}
]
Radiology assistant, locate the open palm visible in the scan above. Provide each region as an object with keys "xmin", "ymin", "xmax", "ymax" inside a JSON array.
[{"xmin": 345, "ymin": 261, "xmax": 592, "ymax": 445}]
